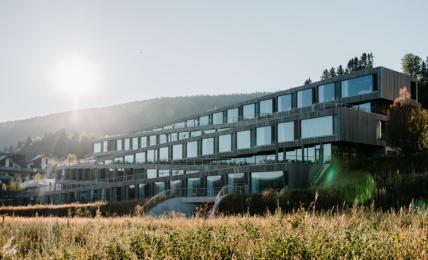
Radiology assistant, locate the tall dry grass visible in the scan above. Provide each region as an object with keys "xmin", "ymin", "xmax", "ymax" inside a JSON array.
[{"xmin": 0, "ymin": 202, "xmax": 428, "ymax": 259}]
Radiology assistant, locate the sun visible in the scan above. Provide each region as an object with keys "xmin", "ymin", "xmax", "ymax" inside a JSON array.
[{"xmin": 48, "ymin": 54, "xmax": 102, "ymax": 93}]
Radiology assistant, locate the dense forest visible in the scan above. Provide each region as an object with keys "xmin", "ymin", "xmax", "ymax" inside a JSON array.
[{"xmin": 0, "ymin": 93, "xmax": 268, "ymax": 156}]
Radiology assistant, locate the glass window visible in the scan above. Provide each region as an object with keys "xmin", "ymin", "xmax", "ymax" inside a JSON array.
[
  {"xmin": 243, "ymin": 104, "xmax": 255, "ymax": 120},
  {"xmin": 186, "ymin": 119, "xmax": 195, "ymax": 127},
  {"xmin": 187, "ymin": 141, "xmax": 198, "ymax": 158},
  {"xmin": 147, "ymin": 150, "xmax": 156, "ymax": 162},
  {"xmin": 237, "ymin": 130, "xmax": 251, "ymax": 149},
  {"xmin": 114, "ymin": 157, "xmax": 123, "ymax": 164},
  {"xmin": 278, "ymin": 122, "xmax": 294, "ymax": 142},
  {"xmin": 124, "ymin": 139, "xmax": 130, "ymax": 150},
  {"xmin": 341, "ymin": 75, "xmax": 373, "ymax": 97},
  {"xmin": 159, "ymin": 170, "xmax": 169, "ymax": 177},
  {"xmin": 173, "ymin": 144, "xmax": 182, "ymax": 160},
  {"xmin": 202, "ymin": 138, "xmax": 214, "ymax": 155},
  {"xmin": 207, "ymin": 176, "xmax": 222, "ymax": 196},
  {"xmin": 260, "ymin": 99, "xmax": 273, "ymax": 116},
  {"xmin": 109, "ymin": 140, "xmax": 116, "ymax": 151},
  {"xmin": 256, "ymin": 126, "xmax": 271, "ymax": 146},
  {"xmin": 219, "ymin": 134, "xmax": 232, "ymax": 152},
  {"xmin": 353, "ymin": 102, "xmax": 371, "ymax": 112},
  {"xmin": 125, "ymin": 155, "xmax": 134, "ymax": 164},
  {"xmin": 187, "ymin": 178, "xmax": 202, "ymax": 197},
  {"xmin": 318, "ymin": 83, "xmax": 335, "ymax": 103},
  {"xmin": 149, "ymin": 135, "xmax": 156, "ymax": 146},
  {"xmin": 159, "ymin": 134, "xmax": 167, "ymax": 144},
  {"xmin": 251, "ymin": 171, "xmax": 284, "ymax": 193},
  {"xmin": 278, "ymin": 94, "xmax": 292, "ymax": 112},
  {"xmin": 297, "ymin": 89, "xmax": 312, "ymax": 108},
  {"xmin": 170, "ymin": 180, "xmax": 182, "ymax": 189},
  {"xmin": 159, "ymin": 147, "xmax": 168, "ymax": 161},
  {"xmin": 147, "ymin": 169, "xmax": 157, "ymax": 179},
  {"xmin": 228, "ymin": 173, "xmax": 245, "ymax": 186},
  {"xmin": 94, "ymin": 143, "xmax": 101, "ymax": 153},
  {"xmin": 213, "ymin": 112, "xmax": 224, "ymax": 124},
  {"xmin": 191, "ymin": 130, "xmax": 202, "ymax": 137},
  {"xmin": 169, "ymin": 133, "xmax": 178, "ymax": 142},
  {"xmin": 179, "ymin": 132, "xmax": 189, "ymax": 140},
  {"xmin": 204, "ymin": 129, "xmax": 215, "ymax": 134},
  {"xmin": 135, "ymin": 152, "xmax": 145, "ymax": 163},
  {"xmin": 105, "ymin": 160, "xmax": 113, "ymax": 165},
  {"xmin": 199, "ymin": 116, "xmax": 209, "ymax": 126},
  {"xmin": 103, "ymin": 141, "xmax": 108, "ymax": 152},
  {"xmin": 175, "ymin": 122, "xmax": 185, "ymax": 128},
  {"xmin": 172, "ymin": 170, "xmax": 184, "ymax": 176},
  {"xmin": 163, "ymin": 125, "xmax": 173, "ymax": 130},
  {"xmin": 141, "ymin": 137, "xmax": 147, "ymax": 148},
  {"xmin": 154, "ymin": 182, "xmax": 165, "ymax": 195},
  {"xmin": 227, "ymin": 108, "xmax": 239, "ymax": 123},
  {"xmin": 132, "ymin": 137, "xmax": 138, "ymax": 149},
  {"xmin": 301, "ymin": 116, "xmax": 333, "ymax": 138},
  {"xmin": 116, "ymin": 139, "xmax": 122, "ymax": 151}
]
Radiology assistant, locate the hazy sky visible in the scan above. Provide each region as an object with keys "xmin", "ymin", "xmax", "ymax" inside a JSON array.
[{"xmin": 1, "ymin": 1, "xmax": 427, "ymax": 123}]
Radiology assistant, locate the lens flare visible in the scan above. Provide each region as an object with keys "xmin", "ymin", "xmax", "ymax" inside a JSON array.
[{"xmin": 343, "ymin": 171, "xmax": 375, "ymax": 204}]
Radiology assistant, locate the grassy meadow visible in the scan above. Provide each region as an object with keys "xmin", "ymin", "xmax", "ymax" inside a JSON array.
[{"xmin": 1, "ymin": 204, "xmax": 428, "ymax": 259}]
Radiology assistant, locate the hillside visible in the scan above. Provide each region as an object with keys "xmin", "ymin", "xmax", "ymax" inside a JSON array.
[{"xmin": 0, "ymin": 92, "xmax": 269, "ymax": 149}]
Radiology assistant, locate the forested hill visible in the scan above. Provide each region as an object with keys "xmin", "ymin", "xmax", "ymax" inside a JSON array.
[{"xmin": 0, "ymin": 92, "xmax": 269, "ymax": 149}]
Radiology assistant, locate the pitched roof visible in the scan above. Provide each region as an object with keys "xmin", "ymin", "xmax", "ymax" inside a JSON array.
[{"xmin": 25, "ymin": 154, "xmax": 51, "ymax": 164}]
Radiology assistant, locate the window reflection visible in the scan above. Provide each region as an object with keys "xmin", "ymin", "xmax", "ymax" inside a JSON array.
[
  {"xmin": 199, "ymin": 116, "xmax": 209, "ymax": 126},
  {"xmin": 219, "ymin": 134, "xmax": 232, "ymax": 152},
  {"xmin": 173, "ymin": 144, "xmax": 182, "ymax": 160},
  {"xmin": 187, "ymin": 141, "xmax": 198, "ymax": 158},
  {"xmin": 278, "ymin": 94, "xmax": 291, "ymax": 112},
  {"xmin": 260, "ymin": 99, "xmax": 273, "ymax": 116},
  {"xmin": 94, "ymin": 143, "xmax": 101, "ymax": 153},
  {"xmin": 318, "ymin": 83, "xmax": 335, "ymax": 103},
  {"xmin": 341, "ymin": 75, "xmax": 373, "ymax": 97},
  {"xmin": 213, "ymin": 112, "xmax": 224, "ymax": 124},
  {"xmin": 301, "ymin": 116, "xmax": 333, "ymax": 138},
  {"xmin": 243, "ymin": 104, "xmax": 255, "ymax": 119},
  {"xmin": 278, "ymin": 122, "xmax": 294, "ymax": 142},
  {"xmin": 256, "ymin": 126, "xmax": 271, "ymax": 146},
  {"xmin": 237, "ymin": 130, "xmax": 251, "ymax": 149},
  {"xmin": 227, "ymin": 108, "xmax": 239, "ymax": 123},
  {"xmin": 297, "ymin": 89, "xmax": 312, "ymax": 108},
  {"xmin": 202, "ymin": 138, "xmax": 214, "ymax": 155},
  {"xmin": 251, "ymin": 171, "xmax": 284, "ymax": 193}
]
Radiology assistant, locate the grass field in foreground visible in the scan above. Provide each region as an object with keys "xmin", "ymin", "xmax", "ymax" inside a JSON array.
[{"xmin": 1, "ymin": 204, "xmax": 428, "ymax": 259}]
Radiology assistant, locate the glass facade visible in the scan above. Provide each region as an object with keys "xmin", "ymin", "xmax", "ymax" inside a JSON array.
[
  {"xmin": 103, "ymin": 141, "xmax": 108, "ymax": 152},
  {"xmin": 228, "ymin": 173, "xmax": 245, "ymax": 186},
  {"xmin": 207, "ymin": 176, "xmax": 222, "ymax": 196},
  {"xmin": 132, "ymin": 137, "xmax": 138, "ymax": 149},
  {"xmin": 159, "ymin": 134, "xmax": 167, "ymax": 144},
  {"xmin": 147, "ymin": 150, "xmax": 156, "ymax": 162},
  {"xmin": 175, "ymin": 122, "xmax": 185, "ymax": 128},
  {"xmin": 318, "ymin": 83, "xmax": 335, "ymax": 103},
  {"xmin": 301, "ymin": 116, "xmax": 333, "ymax": 138},
  {"xmin": 135, "ymin": 152, "xmax": 145, "ymax": 163},
  {"xmin": 260, "ymin": 99, "xmax": 273, "ymax": 116},
  {"xmin": 147, "ymin": 169, "xmax": 157, "ymax": 179},
  {"xmin": 114, "ymin": 157, "xmax": 123, "ymax": 164},
  {"xmin": 237, "ymin": 130, "xmax": 251, "ymax": 149},
  {"xmin": 172, "ymin": 170, "xmax": 184, "ymax": 175},
  {"xmin": 117, "ymin": 139, "xmax": 122, "ymax": 151},
  {"xmin": 251, "ymin": 171, "xmax": 284, "ymax": 193},
  {"xmin": 169, "ymin": 133, "xmax": 178, "ymax": 142},
  {"xmin": 173, "ymin": 144, "xmax": 182, "ymax": 160},
  {"xmin": 187, "ymin": 141, "xmax": 198, "ymax": 158},
  {"xmin": 164, "ymin": 125, "xmax": 173, "ymax": 130},
  {"xmin": 256, "ymin": 126, "xmax": 271, "ymax": 146},
  {"xmin": 219, "ymin": 134, "xmax": 232, "ymax": 152},
  {"xmin": 341, "ymin": 75, "xmax": 373, "ymax": 97},
  {"xmin": 278, "ymin": 94, "xmax": 292, "ymax": 112},
  {"xmin": 125, "ymin": 155, "xmax": 134, "ymax": 164},
  {"xmin": 159, "ymin": 170, "xmax": 169, "ymax": 177},
  {"xmin": 297, "ymin": 89, "xmax": 312, "ymax": 108},
  {"xmin": 170, "ymin": 180, "xmax": 182, "ymax": 190},
  {"xmin": 243, "ymin": 104, "xmax": 255, "ymax": 119},
  {"xmin": 227, "ymin": 108, "xmax": 239, "ymax": 123},
  {"xmin": 187, "ymin": 178, "xmax": 202, "ymax": 197},
  {"xmin": 179, "ymin": 132, "xmax": 189, "ymax": 139},
  {"xmin": 199, "ymin": 116, "xmax": 209, "ymax": 126},
  {"xmin": 94, "ymin": 143, "xmax": 101, "ymax": 153},
  {"xmin": 187, "ymin": 119, "xmax": 195, "ymax": 127},
  {"xmin": 204, "ymin": 129, "xmax": 215, "ymax": 134},
  {"xmin": 213, "ymin": 112, "xmax": 224, "ymax": 124},
  {"xmin": 159, "ymin": 147, "xmax": 168, "ymax": 161},
  {"xmin": 154, "ymin": 182, "xmax": 165, "ymax": 195},
  {"xmin": 202, "ymin": 138, "xmax": 214, "ymax": 155},
  {"xmin": 124, "ymin": 139, "xmax": 130, "ymax": 150},
  {"xmin": 149, "ymin": 135, "xmax": 156, "ymax": 146},
  {"xmin": 141, "ymin": 137, "xmax": 147, "ymax": 148},
  {"xmin": 353, "ymin": 102, "xmax": 371, "ymax": 112},
  {"xmin": 191, "ymin": 130, "xmax": 202, "ymax": 137},
  {"xmin": 139, "ymin": 184, "xmax": 147, "ymax": 199},
  {"xmin": 278, "ymin": 122, "xmax": 294, "ymax": 142}
]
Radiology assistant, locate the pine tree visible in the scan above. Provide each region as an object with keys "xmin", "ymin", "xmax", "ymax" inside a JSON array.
[
  {"xmin": 24, "ymin": 136, "xmax": 32, "ymax": 148},
  {"xmin": 17, "ymin": 141, "xmax": 22, "ymax": 150},
  {"xmin": 347, "ymin": 59, "xmax": 355, "ymax": 73},
  {"xmin": 420, "ymin": 61, "xmax": 428, "ymax": 82},
  {"xmin": 329, "ymin": 67, "xmax": 336, "ymax": 78},
  {"xmin": 337, "ymin": 65, "xmax": 345, "ymax": 75},
  {"xmin": 360, "ymin": 53, "xmax": 368, "ymax": 69},
  {"xmin": 304, "ymin": 78, "xmax": 312, "ymax": 85},
  {"xmin": 368, "ymin": 52, "xmax": 374, "ymax": 68},
  {"xmin": 320, "ymin": 69, "xmax": 330, "ymax": 80},
  {"xmin": 8, "ymin": 145, "xmax": 14, "ymax": 153},
  {"xmin": 3, "ymin": 147, "xmax": 7, "ymax": 153},
  {"xmin": 354, "ymin": 57, "xmax": 360, "ymax": 71}
]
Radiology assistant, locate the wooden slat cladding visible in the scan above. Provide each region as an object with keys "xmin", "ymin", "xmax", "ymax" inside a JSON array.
[
  {"xmin": 339, "ymin": 108, "xmax": 387, "ymax": 146},
  {"xmin": 380, "ymin": 67, "xmax": 418, "ymax": 102}
]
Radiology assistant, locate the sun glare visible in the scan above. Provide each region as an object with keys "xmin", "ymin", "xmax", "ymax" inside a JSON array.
[{"xmin": 48, "ymin": 54, "xmax": 102, "ymax": 93}]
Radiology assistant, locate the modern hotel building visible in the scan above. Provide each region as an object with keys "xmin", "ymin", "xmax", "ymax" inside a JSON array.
[{"xmin": 21, "ymin": 67, "xmax": 417, "ymax": 205}]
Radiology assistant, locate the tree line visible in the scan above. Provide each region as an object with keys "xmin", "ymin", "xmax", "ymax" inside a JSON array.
[
  {"xmin": 304, "ymin": 52, "xmax": 374, "ymax": 84},
  {"xmin": 2, "ymin": 128, "xmax": 101, "ymax": 159},
  {"xmin": 401, "ymin": 53, "xmax": 428, "ymax": 108}
]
